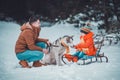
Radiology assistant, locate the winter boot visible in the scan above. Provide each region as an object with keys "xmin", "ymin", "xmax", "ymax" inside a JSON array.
[
  {"xmin": 19, "ymin": 60, "xmax": 31, "ymax": 68},
  {"xmin": 64, "ymin": 54, "xmax": 74, "ymax": 62},
  {"xmin": 72, "ymin": 56, "xmax": 78, "ymax": 62},
  {"xmin": 33, "ymin": 61, "xmax": 43, "ymax": 67}
]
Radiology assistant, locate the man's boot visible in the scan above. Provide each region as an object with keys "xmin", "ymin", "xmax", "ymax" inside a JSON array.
[
  {"xmin": 33, "ymin": 61, "xmax": 43, "ymax": 67},
  {"xmin": 19, "ymin": 60, "xmax": 31, "ymax": 68}
]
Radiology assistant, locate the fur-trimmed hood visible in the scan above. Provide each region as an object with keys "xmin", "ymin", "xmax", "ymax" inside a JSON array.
[{"xmin": 20, "ymin": 22, "xmax": 32, "ymax": 31}]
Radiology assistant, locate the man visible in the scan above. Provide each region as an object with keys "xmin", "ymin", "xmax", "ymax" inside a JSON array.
[
  {"xmin": 65, "ymin": 27, "xmax": 97, "ymax": 62},
  {"xmin": 15, "ymin": 15, "xmax": 50, "ymax": 68}
]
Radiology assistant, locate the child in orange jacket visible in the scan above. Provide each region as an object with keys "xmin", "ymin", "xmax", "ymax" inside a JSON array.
[{"xmin": 65, "ymin": 27, "xmax": 97, "ymax": 62}]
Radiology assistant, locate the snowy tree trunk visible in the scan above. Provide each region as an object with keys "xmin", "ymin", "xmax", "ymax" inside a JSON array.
[
  {"xmin": 103, "ymin": 0, "xmax": 109, "ymax": 32},
  {"xmin": 112, "ymin": 0, "xmax": 120, "ymax": 22}
]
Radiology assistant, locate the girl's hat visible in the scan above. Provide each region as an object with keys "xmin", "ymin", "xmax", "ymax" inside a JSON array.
[{"xmin": 80, "ymin": 27, "xmax": 90, "ymax": 34}]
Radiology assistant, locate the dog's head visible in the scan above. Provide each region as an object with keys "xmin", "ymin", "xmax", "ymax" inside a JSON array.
[{"xmin": 62, "ymin": 35, "xmax": 74, "ymax": 47}]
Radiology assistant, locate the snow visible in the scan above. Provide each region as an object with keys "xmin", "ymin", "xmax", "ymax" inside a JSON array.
[{"xmin": 0, "ymin": 21, "xmax": 120, "ymax": 80}]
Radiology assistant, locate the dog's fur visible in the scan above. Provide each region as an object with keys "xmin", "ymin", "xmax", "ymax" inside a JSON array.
[{"xmin": 41, "ymin": 35, "xmax": 74, "ymax": 66}]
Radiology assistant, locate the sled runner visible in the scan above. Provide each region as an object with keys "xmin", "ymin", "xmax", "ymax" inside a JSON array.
[{"xmin": 62, "ymin": 38, "xmax": 108, "ymax": 65}]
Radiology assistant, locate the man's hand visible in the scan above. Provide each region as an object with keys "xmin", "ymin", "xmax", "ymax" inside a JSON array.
[{"xmin": 42, "ymin": 49, "xmax": 48, "ymax": 54}]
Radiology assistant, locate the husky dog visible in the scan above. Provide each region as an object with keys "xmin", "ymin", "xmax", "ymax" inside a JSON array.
[{"xmin": 41, "ymin": 35, "xmax": 74, "ymax": 66}]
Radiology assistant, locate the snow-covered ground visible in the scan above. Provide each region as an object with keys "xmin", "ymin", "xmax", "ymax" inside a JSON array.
[{"xmin": 0, "ymin": 21, "xmax": 120, "ymax": 80}]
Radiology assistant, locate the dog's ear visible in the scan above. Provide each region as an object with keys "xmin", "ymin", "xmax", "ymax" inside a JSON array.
[{"xmin": 69, "ymin": 35, "xmax": 74, "ymax": 41}]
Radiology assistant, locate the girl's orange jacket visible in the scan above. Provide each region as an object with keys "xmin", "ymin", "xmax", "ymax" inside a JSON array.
[{"xmin": 74, "ymin": 32, "xmax": 97, "ymax": 56}]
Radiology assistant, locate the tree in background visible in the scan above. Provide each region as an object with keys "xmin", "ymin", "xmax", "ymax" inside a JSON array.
[{"xmin": 0, "ymin": 0, "xmax": 120, "ymax": 30}]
